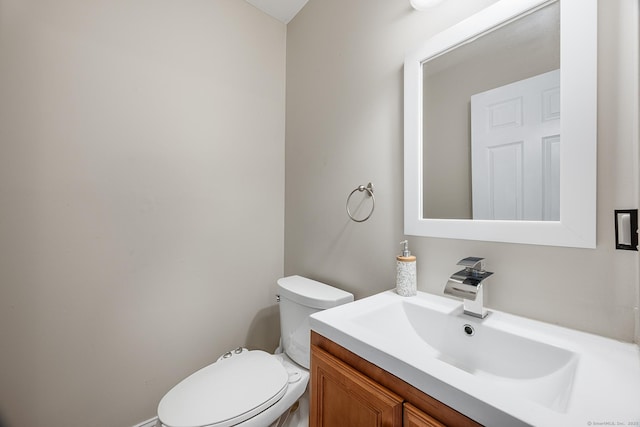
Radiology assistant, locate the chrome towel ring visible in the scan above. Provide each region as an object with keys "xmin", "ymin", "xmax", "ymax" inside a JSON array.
[{"xmin": 346, "ymin": 182, "xmax": 375, "ymax": 222}]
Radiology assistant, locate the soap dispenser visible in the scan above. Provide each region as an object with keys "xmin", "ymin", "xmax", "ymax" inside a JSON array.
[{"xmin": 396, "ymin": 240, "xmax": 417, "ymax": 296}]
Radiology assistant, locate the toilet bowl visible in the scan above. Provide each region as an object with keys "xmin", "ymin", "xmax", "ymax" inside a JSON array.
[{"xmin": 156, "ymin": 276, "xmax": 353, "ymax": 427}]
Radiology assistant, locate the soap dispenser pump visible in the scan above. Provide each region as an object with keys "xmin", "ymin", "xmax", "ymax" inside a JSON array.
[{"xmin": 396, "ymin": 240, "xmax": 417, "ymax": 296}]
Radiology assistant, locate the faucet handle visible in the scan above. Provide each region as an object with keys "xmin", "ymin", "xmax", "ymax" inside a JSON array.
[{"xmin": 457, "ymin": 257, "xmax": 484, "ymax": 270}]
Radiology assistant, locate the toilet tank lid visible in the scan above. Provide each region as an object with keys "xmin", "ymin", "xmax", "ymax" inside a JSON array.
[{"xmin": 277, "ymin": 276, "xmax": 354, "ymax": 309}]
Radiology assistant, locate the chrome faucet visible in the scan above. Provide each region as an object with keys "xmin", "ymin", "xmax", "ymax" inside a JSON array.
[{"xmin": 444, "ymin": 257, "xmax": 493, "ymax": 318}]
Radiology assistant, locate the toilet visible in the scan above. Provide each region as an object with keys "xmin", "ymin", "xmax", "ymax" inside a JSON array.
[{"xmin": 156, "ymin": 276, "xmax": 354, "ymax": 427}]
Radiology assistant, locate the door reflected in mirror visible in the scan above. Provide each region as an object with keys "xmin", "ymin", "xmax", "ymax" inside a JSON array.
[{"xmin": 422, "ymin": 1, "xmax": 560, "ymax": 220}]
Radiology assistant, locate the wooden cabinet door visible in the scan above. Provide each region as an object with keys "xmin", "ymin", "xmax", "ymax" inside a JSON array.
[
  {"xmin": 403, "ymin": 403, "xmax": 446, "ymax": 427},
  {"xmin": 310, "ymin": 345, "xmax": 403, "ymax": 427}
]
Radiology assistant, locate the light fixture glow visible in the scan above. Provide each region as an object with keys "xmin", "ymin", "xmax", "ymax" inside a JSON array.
[{"xmin": 410, "ymin": 0, "xmax": 445, "ymax": 11}]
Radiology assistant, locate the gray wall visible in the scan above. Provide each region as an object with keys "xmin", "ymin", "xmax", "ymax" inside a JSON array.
[
  {"xmin": 0, "ymin": 1, "xmax": 285, "ymax": 426},
  {"xmin": 285, "ymin": 0, "xmax": 639, "ymax": 342}
]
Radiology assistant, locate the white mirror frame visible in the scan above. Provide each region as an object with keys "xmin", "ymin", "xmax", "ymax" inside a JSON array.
[{"xmin": 404, "ymin": 0, "xmax": 597, "ymax": 248}]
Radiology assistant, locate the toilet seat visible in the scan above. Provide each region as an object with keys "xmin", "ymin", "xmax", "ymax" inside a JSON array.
[{"xmin": 158, "ymin": 350, "xmax": 289, "ymax": 427}]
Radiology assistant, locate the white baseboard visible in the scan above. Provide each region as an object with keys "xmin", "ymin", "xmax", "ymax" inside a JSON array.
[{"xmin": 132, "ymin": 416, "xmax": 158, "ymax": 427}]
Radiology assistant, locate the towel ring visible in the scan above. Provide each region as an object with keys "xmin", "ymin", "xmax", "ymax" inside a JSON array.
[{"xmin": 346, "ymin": 182, "xmax": 375, "ymax": 222}]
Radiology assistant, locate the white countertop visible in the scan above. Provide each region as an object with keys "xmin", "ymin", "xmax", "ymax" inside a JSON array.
[{"xmin": 310, "ymin": 290, "xmax": 640, "ymax": 427}]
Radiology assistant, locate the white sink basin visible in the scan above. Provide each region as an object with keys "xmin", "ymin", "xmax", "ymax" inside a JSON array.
[
  {"xmin": 310, "ymin": 290, "xmax": 640, "ymax": 427},
  {"xmin": 350, "ymin": 299, "xmax": 577, "ymax": 412}
]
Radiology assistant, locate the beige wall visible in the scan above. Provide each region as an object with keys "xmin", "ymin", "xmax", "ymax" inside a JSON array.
[
  {"xmin": 0, "ymin": 1, "xmax": 285, "ymax": 426},
  {"xmin": 285, "ymin": 0, "xmax": 639, "ymax": 343}
]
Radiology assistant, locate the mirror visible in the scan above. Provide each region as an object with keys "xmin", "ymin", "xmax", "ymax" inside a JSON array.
[
  {"xmin": 404, "ymin": 0, "xmax": 597, "ymax": 247},
  {"xmin": 423, "ymin": 2, "xmax": 560, "ymax": 221}
]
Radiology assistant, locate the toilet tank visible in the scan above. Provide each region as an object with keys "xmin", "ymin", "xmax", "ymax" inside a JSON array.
[{"xmin": 277, "ymin": 276, "xmax": 353, "ymax": 369}]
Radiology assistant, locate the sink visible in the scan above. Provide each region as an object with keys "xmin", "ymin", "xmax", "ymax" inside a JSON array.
[
  {"xmin": 309, "ymin": 290, "xmax": 640, "ymax": 427},
  {"xmin": 350, "ymin": 299, "xmax": 578, "ymax": 412}
]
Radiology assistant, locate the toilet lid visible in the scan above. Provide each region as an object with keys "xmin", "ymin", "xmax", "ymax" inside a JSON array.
[{"xmin": 158, "ymin": 350, "xmax": 289, "ymax": 427}]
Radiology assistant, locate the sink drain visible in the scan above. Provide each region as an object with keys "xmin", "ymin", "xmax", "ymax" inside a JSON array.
[{"xmin": 463, "ymin": 324, "xmax": 475, "ymax": 336}]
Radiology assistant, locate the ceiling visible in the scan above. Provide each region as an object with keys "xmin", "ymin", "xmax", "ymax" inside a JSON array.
[{"xmin": 245, "ymin": 0, "xmax": 309, "ymax": 24}]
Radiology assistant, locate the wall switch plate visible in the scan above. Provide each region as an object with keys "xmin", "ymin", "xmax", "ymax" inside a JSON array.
[{"xmin": 615, "ymin": 209, "xmax": 638, "ymax": 250}]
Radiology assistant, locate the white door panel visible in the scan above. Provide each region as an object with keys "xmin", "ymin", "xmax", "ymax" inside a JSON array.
[{"xmin": 471, "ymin": 69, "xmax": 560, "ymax": 220}]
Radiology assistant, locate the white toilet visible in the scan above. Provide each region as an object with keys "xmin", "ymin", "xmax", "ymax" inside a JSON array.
[{"xmin": 156, "ymin": 275, "xmax": 354, "ymax": 427}]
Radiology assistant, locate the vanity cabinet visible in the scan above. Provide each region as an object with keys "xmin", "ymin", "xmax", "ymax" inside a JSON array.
[
  {"xmin": 310, "ymin": 332, "xmax": 480, "ymax": 427},
  {"xmin": 311, "ymin": 342, "xmax": 403, "ymax": 426},
  {"xmin": 403, "ymin": 403, "xmax": 445, "ymax": 427}
]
